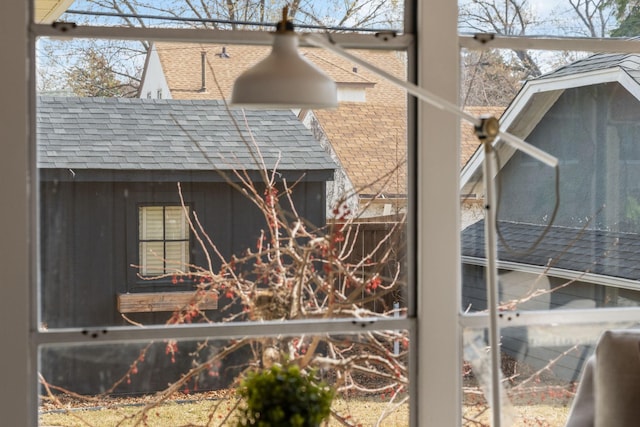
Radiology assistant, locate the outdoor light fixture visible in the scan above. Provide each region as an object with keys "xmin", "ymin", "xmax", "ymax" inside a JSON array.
[
  {"xmin": 231, "ymin": 11, "xmax": 559, "ymax": 426},
  {"xmin": 230, "ymin": 7, "xmax": 337, "ymax": 109}
]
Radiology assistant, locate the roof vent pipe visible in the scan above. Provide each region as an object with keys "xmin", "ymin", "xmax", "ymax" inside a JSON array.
[{"xmin": 200, "ymin": 51, "xmax": 207, "ymax": 92}]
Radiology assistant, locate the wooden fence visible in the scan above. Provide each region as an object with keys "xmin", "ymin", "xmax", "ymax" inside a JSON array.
[{"xmin": 337, "ymin": 216, "xmax": 407, "ymax": 312}]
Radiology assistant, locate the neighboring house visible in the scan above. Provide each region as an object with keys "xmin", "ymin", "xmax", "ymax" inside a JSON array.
[
  {"xmin": 460, "ymin": 52, "xmax": 640, "ymax": 379},
  {"xmin": 138, "ymin": 43, "xmax": 408, "ymax": 218},
  {"xmin": 38, "ymin": 96, "xmax": 336, "ymax": 393}
]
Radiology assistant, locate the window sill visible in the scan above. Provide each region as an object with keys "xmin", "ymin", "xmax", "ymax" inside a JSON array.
[{"xmin": 117, "ymin": 291, "xmax": 218, "ymax": 313}]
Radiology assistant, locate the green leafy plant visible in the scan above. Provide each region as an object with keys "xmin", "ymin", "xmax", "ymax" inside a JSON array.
[{"xmin": 236, "ymin": 364, "xmax": 334, "ymax": 427}]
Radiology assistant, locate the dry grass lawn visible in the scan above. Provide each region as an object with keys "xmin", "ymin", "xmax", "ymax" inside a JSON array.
[
  {"xmin": 40, "ymin": 393, "xmax": 572, "ymax": 426},
  {"xmin": 40, "ymin": 394, "xmax": 409, "ymax": 427}
]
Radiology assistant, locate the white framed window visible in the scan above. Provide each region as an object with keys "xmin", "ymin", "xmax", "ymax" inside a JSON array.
[
  {"xmin": 138, "ymin": 205, "xmax": 190, "ymax": 276},
  {"xmin": 10, "ymin": 1, "xmax": 640, "ymax": 426},
  {"xmin": 28, "ymin": 1, "xmax": 419, "ymax": 426}
]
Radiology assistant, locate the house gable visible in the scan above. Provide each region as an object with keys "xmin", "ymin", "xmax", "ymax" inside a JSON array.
[
  {"xmin": 460, "ymin": 52, "xmax": 640, "ymax": 305},
  {"xmin": 138, "ymin": 44, "xmax": 172, "ymax": 100},
  {"xmin": 461, "ymin": 53, "xmax": 640, "ymax": 196},
  {"xmin": 495, "ymin": 81, "xmax": 640, "ymax": 230}
]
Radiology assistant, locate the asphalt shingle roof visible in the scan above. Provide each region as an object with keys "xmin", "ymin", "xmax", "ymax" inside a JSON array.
[
  {"xmin": 537, "ymin": 52, "xmax": 640, "ymax": 81},
  {"xmin": 153, "ymin": 43, "xmax": 378, "ymax": 101},
  {"xmin": 462, "ymin": 221, "xmax": 640, "ymax": 282},
  {"xmin": 37, "ymin": 97, "xmax": 336, "ymax": 172}
]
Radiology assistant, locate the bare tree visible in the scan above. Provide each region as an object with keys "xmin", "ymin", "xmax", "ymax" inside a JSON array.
[
  {"xmin": 459, "ymin": 0, "xmax": 543, "ymax": 77},
  {"xmin": 567, "ymin": 0, "xmax": 616, "ymax": 37},
  {"xmin": 65, "ymin": 47, "xmax": 139, "ymax": 97},
  {"xmin": 38, "ymin": 38, "xmax": 145, "ymax": 97},
  {"xmin": 461, "ymin": 49, "xmax": 525, "ymax": 107},
  {"xmin": 71, "ymin": 0, "xmax": 402, "ymax": 33},
  {"xmin": 459, "ymin": 0, "xmax": 620, "ymax": 82}
]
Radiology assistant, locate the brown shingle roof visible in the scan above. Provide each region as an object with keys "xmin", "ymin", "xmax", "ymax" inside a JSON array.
[
  {"xmin": 314, "ymin": 103, "xmax": 407, "ymax": 195},
  {"xmin": 153, "ymin": 42, "xmax": 407, "ymax": 196},
  {"xmin": 155, "ymin": 43, "xmax": 381, "ymax": 100}
]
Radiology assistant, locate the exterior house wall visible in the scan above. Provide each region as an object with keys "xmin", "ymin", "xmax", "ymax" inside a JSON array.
[
  {"xmin": 461, "ymin": 199, "xmax": 484, "ymax": 229},
  {"xmin": 498, "ymin": 83, "xmax": 640, "ymax": 231},
  {"xmin": 300, "ymin": 110, "xmax": 359, "ymax": 216},
  {"xmin": 462, "ymin": 264, "xmax": 603, "ymax": 380},
  {"xmin": 40, "ymin": 179, "xmax": 327, "ymax": 328},
  {"xmin": 39, "ymin": 177, "xmax": 327, "ymax": 394},
  {"xmin": 138, "ymin": 45, "xmax": 172, "ymax": 100}
]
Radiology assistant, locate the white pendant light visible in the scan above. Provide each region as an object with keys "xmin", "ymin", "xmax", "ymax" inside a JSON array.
[{"xmin": 231, "ymin": 8, "xmax": 337, "ymax": 109}]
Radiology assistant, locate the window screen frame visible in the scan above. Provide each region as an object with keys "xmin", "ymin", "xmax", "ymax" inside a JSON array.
[
  {"xmin": 9, "ymin": 1, "xmax": 640, "ymax": 426},
  {"xmin": 24, "ymin": 6, "xmax": 422, "ymax": 427}
]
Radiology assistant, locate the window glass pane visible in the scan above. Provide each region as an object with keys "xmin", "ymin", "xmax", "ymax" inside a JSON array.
[
  {"xmin": 165, "ymin": 206, "xmax": 188, "ymax": 240},
  {"xmin": 35, "ymin": 0, "xmax": 404, "ymax": 33},
  {"xmin": 139, "ymin": 206, "xmax": 190, "ymax": 275},
  {"xmin": 164, "ymin": 241, "xmax": 189, "ymax": 269},
  {"xmin": 459, "ymin": 0, "xmax": 623, "ymax": 38},
  {"xmin": 460, "ymin": 44, "xmax": 640, "ymax": 423},
  {"xmin": 37, "ymin": 38, "xmax": 408, "ymax": 328},
  {"xmin": 462, "ymin": 320, "xmax": 640, "ymax": 426},
  {"xmin": 139, "ymin": 241, "xmax": 165, "ymax": 276},
  {"xmin": 39, "ymin": 332, "xmax": 410, "ymax": 426},
  {"xmin": 139, "ymin": 206, "xmax": 163, "ymax": 240}
]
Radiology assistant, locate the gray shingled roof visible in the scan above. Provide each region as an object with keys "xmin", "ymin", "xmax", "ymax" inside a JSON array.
[
  {"xmin": 37, "ymin": 97, "xmax": 336, "ymax": 172},
  {"xmin": 462, "ymin": 221, "xmax": 640, "ymax": 282},
  {"xmin": 537, "ymin": 52, "xmax": 640, "ymax": 82}
]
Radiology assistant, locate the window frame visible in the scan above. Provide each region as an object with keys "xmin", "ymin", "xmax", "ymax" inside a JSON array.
[
  {"xmin": 12, "ymin": 1, "xmax": 449, "ymax": 425},
  {"xmin": 9, "ymin": 1, "xmax": 640, "ymax": 426},
  {"xmin": 24, "ymin": 7, "xmax": 424, "ymax": 427},
  {"xmin": 123, "ymin": 185, "xmax": 204, "ymax": 292},
  {"xmin": 136, "ymin": 203, "xmax": 192, "ymax": 282},
  {"xmin": 2, "ymin": 2, "xmax": 32, "ymax": 425}
]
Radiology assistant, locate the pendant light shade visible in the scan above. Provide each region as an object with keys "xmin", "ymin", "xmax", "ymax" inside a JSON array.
[{"xmin": 230, "ymin": 11, "xmax": 337, "ymax": 109}]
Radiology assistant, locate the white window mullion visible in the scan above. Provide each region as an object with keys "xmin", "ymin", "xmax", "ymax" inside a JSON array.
[
  {"xmin": 2, "ymin": 1, "xmax": 35, "ymax": 425},
  {"xmin": 416, "ymin": 1, "xmax": 461, "ymax": 426},
  {"xmin": 35, "ymin": 317, "xmax": 415, "ymax": 346},
  {"xmin": 459, "ymin": 33, "xmax": 640, "ymax": 54},
  {"xmin": 30, "ymin": 23, "xmax": 415, "ymax": 50}
]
